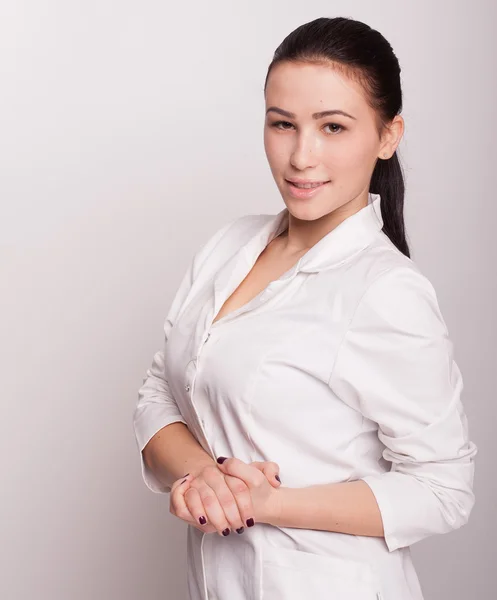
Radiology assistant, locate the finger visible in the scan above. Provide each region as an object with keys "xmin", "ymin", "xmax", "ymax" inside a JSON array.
[
  {"xmin": 170, "ymin": 476, "xmax": 196, "ymax": 522},
  {"xmin": 184, "ymin": 486, "xmax": 211, "ymax": 529},
  {"xmin": 259, "ymin": 461, "xmax": 282, "ymax": 487},
  {"xmin": 216, "ymin": 456, "xmax": 265, "ymax": 488},
  {"xmin": 171, "ymin": 476, "xmax": 217, "ymax": 533},
  {"xmin": 224, "ymin": 474, "xmax": 256, "ymax": 532},
  {"xmin": 190, "ymin": 466, "xmax": 236, "ymax": 537},
  {"xmin": 170, "ymin": 472, "xmax": 193, "ymax": 493},
  {"xmin": 250, "ymin": 461, "xmax": 281, "ymax": 488},
  {"xmin": 182, "ymin": 486, "xmax": 220, "ymax": 534},
  {"xmin": 200, "ymin": 467, "xmax": 246, "ymax": 535}
]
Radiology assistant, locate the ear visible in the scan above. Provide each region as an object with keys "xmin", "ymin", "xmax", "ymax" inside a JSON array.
[{"xmin": 378, "ymin": 114, "xmax": 404, "ymax": 160}]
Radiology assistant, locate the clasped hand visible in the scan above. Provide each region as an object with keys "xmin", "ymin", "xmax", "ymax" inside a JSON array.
[{"xmin": 170, "ymin": 457, "xmax": 282, "ymax": 536}]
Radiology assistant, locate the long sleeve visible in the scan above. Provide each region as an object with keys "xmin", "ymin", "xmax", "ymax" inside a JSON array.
[
  {"xmin": 328, "ymin": 266, "xmax": 477, "ymax": 552},
  {"xmin": 133, "ymin": 217, "xmax": 238, "ymax": 493}
]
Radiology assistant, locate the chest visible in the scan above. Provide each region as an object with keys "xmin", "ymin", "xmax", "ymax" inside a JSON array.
[
  {"xmin": 162, "ymin": 245, "xmax": 375, "ymax": 463},
  {"xmin": 212, "ymin": 236, "xmax": 306, "ymax": 325},
  {"xmin": 164, "ymin": 259, "xmax": 362, "ymax": 415}
]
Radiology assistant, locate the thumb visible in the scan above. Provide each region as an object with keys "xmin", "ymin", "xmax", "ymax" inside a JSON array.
[{"xmin": 250, "ymin": 461, "xmax": 281, "ymax": 488}]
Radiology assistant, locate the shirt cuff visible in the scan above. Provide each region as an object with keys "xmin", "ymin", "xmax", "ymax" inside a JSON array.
[
  {"xmin": 134, "ymin": 408, "xmax": 188, "ymax": 494},
  {"xmin": 360, "ymin": 470, "xmax": 471, "ymax": 553}
]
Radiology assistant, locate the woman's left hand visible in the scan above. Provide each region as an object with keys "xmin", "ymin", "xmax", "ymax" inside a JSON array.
[{"xmin": 215, "ymin": 456, "xmax": 283, "ymax": 525}]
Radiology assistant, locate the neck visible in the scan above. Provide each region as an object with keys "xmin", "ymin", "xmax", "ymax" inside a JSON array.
[{"xmin": 279, "ymin": 192, "xmax": 370, "ymax": 255}]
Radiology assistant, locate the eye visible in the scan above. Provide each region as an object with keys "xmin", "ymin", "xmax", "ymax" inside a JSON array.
[
  {"xmin": 323, "ymin": 123, "xmax": 345, "ymax": 135},
  {"xmin": 270, "ymin": 121, "xmax": 345, "ymax": 135},
  {"xmin": 271, "ymin": 120, "xmax": 295, "ymax": 130}
]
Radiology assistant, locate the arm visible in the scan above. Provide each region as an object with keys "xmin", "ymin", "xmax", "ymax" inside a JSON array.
[
  {"xmin": 142, "ymin": 422, "xmax": 216, "ymax": 491},
  {"xmin": 133, "ymin": 217, "xmax": 238, "ymax": 493},
  {"xmin": 270, "ymin": 267, "xmax": 477, "ymax": 550},
  {"xmin": 268, "ymin": 480, "xmax": 384, "ymax": 537}
]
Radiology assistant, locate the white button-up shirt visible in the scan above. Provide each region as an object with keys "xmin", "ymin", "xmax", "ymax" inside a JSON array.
[{"xmin": 133, "ymin": 193, "xmax": 477, "ymax": 600}]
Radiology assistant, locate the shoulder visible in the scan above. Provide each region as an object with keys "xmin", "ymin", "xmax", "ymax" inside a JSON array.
[
  {"xmin": 338, "ymin": 232, "xmax": 447, "ymax": 335},
  {"xmin": 355, "ymin": 254, "xmax": 447, "ymax": 338},
  {"xmin": 342, "ymin": 230, "xmax": 433, "ymax": 295}
]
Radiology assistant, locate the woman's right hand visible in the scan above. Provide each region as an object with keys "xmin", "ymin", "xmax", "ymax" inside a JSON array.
[{"xmin": 169, "ymin": 460, "xmax": 281, "ymax": 536}]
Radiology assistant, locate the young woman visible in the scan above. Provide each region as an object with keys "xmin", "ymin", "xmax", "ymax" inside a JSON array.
[{"xmin": 133, "ymin": 16, "xmax": 477, "ymax": 600}]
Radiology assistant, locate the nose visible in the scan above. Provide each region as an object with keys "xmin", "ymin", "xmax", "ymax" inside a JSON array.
[{"xmin": 289, "ymin": 134, "xmax": 320, "ymax": 171}]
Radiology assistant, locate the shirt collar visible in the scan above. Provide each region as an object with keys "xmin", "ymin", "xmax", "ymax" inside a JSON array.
[{"xmin": 254, "ymin": 192, "xmax": 383, "ymax": 275}]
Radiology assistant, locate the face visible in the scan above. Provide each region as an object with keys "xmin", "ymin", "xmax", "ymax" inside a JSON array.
[{"xmin": 263, "ymin": 61, "xmax": 402, "ymax": 223}]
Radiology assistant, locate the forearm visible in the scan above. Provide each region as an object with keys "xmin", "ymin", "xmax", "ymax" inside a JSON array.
[
  {"xmin": 142, "ymin": 422, "xmax": 216, "ymax": 489},
  {"xmin": 268, "ymin": 479, "xmax": 384, "ymax": 538}
]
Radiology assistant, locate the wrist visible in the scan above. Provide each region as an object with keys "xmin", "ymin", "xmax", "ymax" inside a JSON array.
[
  {"xmin": 185, "ymin": 457, "xmax": 217, "ymax": 479},
  {"xmin": 265, "ymin": 486, "xmax": 287, "ymax": 527}
]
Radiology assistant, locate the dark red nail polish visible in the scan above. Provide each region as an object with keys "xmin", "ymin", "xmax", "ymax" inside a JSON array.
[
  {"xmin": 246, "ymin": 518, "xmax": 254, "ymax": 527},
  {"xmin": 222, "ymin": 528, "xmax": 230, "ymax": 536},
  {"xmin": 199, "ymin": 516, "xmax": 206, "ymax": 525},
  {"xmin": 236, "ymin": 527, "xmax": 244, "ymax": 534},
  {"xmin": 182, "ymin": 473, "xmax": 190, "ymax": 478},
  {"xmin": 180, "ymin": 479, "xmax": 187, "ymax": 484},
  {"xmin": 217, "ymin": 456, "xmax": 227, "ymax": 464},
  {"xmin": 275, "ymin": 475, "xmax": 281, "ymax": 483}
]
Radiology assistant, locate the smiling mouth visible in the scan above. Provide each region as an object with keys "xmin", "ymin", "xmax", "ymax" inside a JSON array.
[{"xmin": 286, "ymin": 180, "xmax": 330, "ymax": 189}]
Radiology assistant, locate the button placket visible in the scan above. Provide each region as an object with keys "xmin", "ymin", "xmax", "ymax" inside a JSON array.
[
  {"xmin": 183, "ymin": 356, "xmax": 216, "ymax": 460},
  {"xmin": 184, "ymin": 358, "xmax": 196, "ymax": 398}
]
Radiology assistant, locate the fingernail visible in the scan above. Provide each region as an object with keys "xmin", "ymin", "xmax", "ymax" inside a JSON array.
[
  {"xmin": 182, "ymin": 473, "xmax": 190, "ymax": 478},
  {"xmin": 236, "ymin": 527, "xmax": 244, "ymax": 534},
  {"xmin": 275, "ymin": 475, "xmax": 281, "ymax": 483},
  {"xmin": 217, "ymin": 456, "xmax": 228, "ymax": 464},
  {"xmin": 246, "ymin": 518, "xmax": 254, "ymax": 527},
  {"xmin": 222, "ymin": 528, "xmax": 230, "ymax": 536},
  {"xmin": 180, "ymin": 478, "xmax": 187, "ymax": 484},
  {"xmin": 199, "ymin": 516, "xmax": 207, "ymax": 525}
]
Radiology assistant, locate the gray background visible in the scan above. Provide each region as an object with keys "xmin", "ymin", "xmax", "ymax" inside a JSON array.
[{"xmin": 1, "ymin": 1, "xmax": 494, "ymax": 598}]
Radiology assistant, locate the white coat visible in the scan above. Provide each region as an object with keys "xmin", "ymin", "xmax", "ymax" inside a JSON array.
[{"xmin": 133, "ymin": 193, "xmax": 477, "ymax": 600}]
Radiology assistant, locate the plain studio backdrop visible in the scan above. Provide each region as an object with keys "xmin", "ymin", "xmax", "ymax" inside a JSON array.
[{"xmin": 0, "ymin": 1, "xmax": 495, "ymax": 598}]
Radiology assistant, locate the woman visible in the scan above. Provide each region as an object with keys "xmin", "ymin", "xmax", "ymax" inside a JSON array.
[{"xmin": 133, "ymin": 17, "xmax": 477, "ymax": 600}]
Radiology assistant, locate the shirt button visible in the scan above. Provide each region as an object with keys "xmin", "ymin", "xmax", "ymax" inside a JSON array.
[{"xmin": 185, "ymin": 384, "xmax": 190, "ymax": 392}]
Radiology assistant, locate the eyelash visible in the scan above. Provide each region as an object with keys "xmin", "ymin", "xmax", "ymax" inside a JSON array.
[{"xmin": 270, "ymin": 120, "xmax": 346, "ymax": 135}]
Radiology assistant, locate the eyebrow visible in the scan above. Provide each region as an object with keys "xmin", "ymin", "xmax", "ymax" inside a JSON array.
[{"xmin": 265, "ymin": 106, "xmax": 356, "ymax": 120}]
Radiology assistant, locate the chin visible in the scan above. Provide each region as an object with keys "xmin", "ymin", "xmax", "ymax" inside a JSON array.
[{"xmin": 284, "ymin": 199, "xmax": 329, "ymax": 222}]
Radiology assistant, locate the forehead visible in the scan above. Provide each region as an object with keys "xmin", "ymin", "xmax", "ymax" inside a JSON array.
[{"xmin": 265, "ymin": 61, "xmax": 368, "ymax": 116}]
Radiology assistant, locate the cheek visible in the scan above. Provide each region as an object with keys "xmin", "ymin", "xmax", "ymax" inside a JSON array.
[
  {"xmin": 323, "ymin": 134, "xmax": 377, "ymax": 170},
  {"xmin": 263, "ymin": 128, "xmax": 272, "ymax": 157},
  {"xmin": 264, "ymin": 130, "xmax": 287, "ymax": 167}
]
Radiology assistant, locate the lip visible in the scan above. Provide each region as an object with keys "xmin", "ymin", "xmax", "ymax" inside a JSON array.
[
  {"xmin": 286, "ymin": 177, "xmax": 330, "ymax": 184},
  {"xmin": 285, "ymin": 179, "xmax": 330, "ymax": 199}
]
